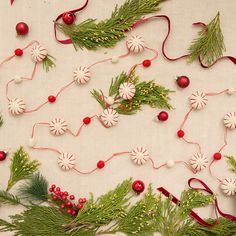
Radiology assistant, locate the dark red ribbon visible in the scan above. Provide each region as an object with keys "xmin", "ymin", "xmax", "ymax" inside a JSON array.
[
  {"xmin": 157, "ymin": 178, "xmax": 236, "ymax": 227},
  {"xmin": 54, "ymin": 0, "xmax": 89, "ymax": 44},
  {"xmin": 10, "ymin": 0, "xmax": 14, "ymax": 5}
]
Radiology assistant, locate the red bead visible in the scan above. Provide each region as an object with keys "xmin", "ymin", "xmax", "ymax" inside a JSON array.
[
  {"xmin": 132, "ymin": 180, "xmax": 145, "ymax": 194},
  {"xmin": 0, "ymin": 151, "xmax": 7, "ymax": 161},
  {"xmin": 60, "ymin": 204, "xmax": 66, "ymax": 209},
  {"xmin": 158, "ymin": 111, "xmax": 168, "ymax": 121},
  {"xmin": 213, "ymin": 152, "xmax": 222, "ymax": 160},
  {"xmin": 52, "ymin": 195, "xmax": 58, "ymax": 200},
  {"xmin": 83, "ymin": 117, "xmax": 91, "ymax": 125},
  {"xmin": 14, "ymin": 48, "xmax": 23, "ymax": 56},
  {"xmin": 62, "ymin": 12, "xmax": 76, "ymax": 25},
  {"xmin": 97, "ymin": 160, "xmax": 105, "ymax": 169},
  {"xmin": 70, "ymin": 195, "xmax": 75, "ymax": 200},
  {"xmin": 48, "ymin": 95, "xmax": 56, "ymax": 103},
  {"xmin": 177, "ymin": 130, "xmax": 185, "ymax": 138},
  {"xmin": 72, "ymin": 210, "xmax": 77, "ymax": 215},
  {"xmin": 67, "ymin": 209, "xmax": 72, "ymax": 215},
  {"xmin": 176, "ymin": 76, "xmax": 190, "ymax": 88},
  {"xmin": 142, "ymin": 59, "xmax": 151, "ymax": 67},
  {"xmin": 77, "ymin": 203, "xmax": 83, "ymax": 209},
  {"xmin": 16, "ymin": 22, "xmax": 29, "ymax": 35}
]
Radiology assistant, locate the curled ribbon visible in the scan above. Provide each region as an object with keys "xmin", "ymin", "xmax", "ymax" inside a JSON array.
[{"xmin": 157, "ymin": 178, "xmax": 236, "ymax": 227}]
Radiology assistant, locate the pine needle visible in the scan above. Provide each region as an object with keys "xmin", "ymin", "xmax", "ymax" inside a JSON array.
[
  {"xmin": 57, "ymin": 0, "xmax": 165, "ymax": 50},
  {"xmin": 226, "ymin": 156, "xmax": 236, "ymax": 173},
  {"xmin": 42, "ymin": 54, "xmax": 56, "ymax": 72},
  {"xmin": 188, "ymin": 12, "xmax": 225, "ymax": 66},
  {"xmin": 7, "ymin": 147, "xmax": 40, "ymax": 192},
  {"xmin": 18, "ymin": 172, "xmax": 49, "ymax": 203},
  {"xmin": 0, "ymin": 114, "xmax": 3, "ymax": 127},
  {"xmin": 0, "ymin": 190, "xmax": 21, "ymax": 206}
]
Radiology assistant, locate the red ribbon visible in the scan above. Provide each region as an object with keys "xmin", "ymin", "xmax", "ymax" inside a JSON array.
[
  {"xmin": 10, "ymin": 0, "xmax": 14, "ymax": 5},
  {"xmin": 157, "ymin": 178, "xmax": 236, "ymax": 227},
  {"xmin": 54, "ymin": 0, "xmax": 89, "ymax": 44}
]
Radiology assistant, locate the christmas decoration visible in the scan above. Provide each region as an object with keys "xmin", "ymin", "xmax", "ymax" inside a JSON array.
[
  {"xmin": 62, "ymin": 12, "xmax": 76, "ymax": 25},
  {"xmin": 223, "ymin": 112, "xmax": 236, "ymax": 129},
  {"xmin": 127, "ymin": 35, "xmax": 145, "ymax": 53},
  {"xmin": 55, "ymin": 0, "xmax": 164, "ymax": 50},
  {"xmin": 132, "ymin": 180, "xmax": 145, "ymax": 193},
  {"xmin": 157, "ymin": 111, "xmax": 169, "ymax": 121},
  {"xmin": 226, "ymin": 156, "xmax": 236, "ymax": 173},
  {"xmin": 8, "ymin": 98, "xmax": 26, "ymax": 116},
  {"xmin": 0, "ymin": 114, "xmax": 3, "ymax": 128},
  {"xmin": 73, "ymin": 66, "xmax": 91, "ymax": 84},
  {"xmin": 16, "ymin": 22, "xmax": 29, "ymax": 35},
  {"xmin": 0, "ymin": 151, "xmax": 7, "ymax": 161},
  {"xmin": 58, "ymin": 153, "xmax": 76, "ymax": 171},
  {"xmin": 176, "ymin": 76, "xmax": 190, "ymax": 88},
  {"xmin": 130, "ymin": 147, "xmax": 149, "ymax": 165},
  {"xmin": 31, "ymin": 44, "xmax": 47, "ymax": 62},
  {"xmin": 190, "ymin": 153, "xmax": 208, "ymax": 172},
  {"xmin": 119, "ymin": 82, "xmax": 136, "ymax": 100},
  {"xmin": 189, "ymin": 91, "xmax": 208, "ymax": 110},
  {"xmin": 220, "ymin": 178, "xmax": 236, "ymax": 196},
  {"xmin": 100, "ymin": 108, "xmax": 119, "ymax": 127},
  {"xmin": 49, "ymin": 118, "xmax": 68, "ymax": 136}
]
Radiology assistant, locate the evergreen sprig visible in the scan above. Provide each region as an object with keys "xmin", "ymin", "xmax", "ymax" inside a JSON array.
[
  {"xmin": 188, "ymin": 12, "xmax": 225, "ymax": 66},
  {"xmin": 0, "ymin": 190, "xmax": 21, "ymax": 206},
  {"xmin": 226, "ymin": 155, "xmax": 236, "ymax": 173},
  {"xmin": 0, "ymin": 114, "xmax": 3, "ymax": 127},
  {"xmin": 57, "ymin": 0, "xmax": 165, "ymax": 50},
  {"xmin": 91, "ymin": 71, "xmax": 172, "ymax": 115},
  {"xmin": 7, "ymin": 147, "xmax": 40, "ymax": 191},
  {"xmin": 42, "ymin": 54, "xmax": 56, "ymax": 72}
]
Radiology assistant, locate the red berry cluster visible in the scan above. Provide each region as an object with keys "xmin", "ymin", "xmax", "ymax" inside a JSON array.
[{"xmin": 49, "ymin": 184, "xmax": 86, "ymax": 216}]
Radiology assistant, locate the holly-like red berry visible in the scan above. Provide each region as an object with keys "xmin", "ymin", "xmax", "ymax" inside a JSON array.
[
  {"xmin": 132, "ymin": 180, "xmax": 145, "ymax": 194},
  {"xmin": 62, "ymin": 12, "xmax": 76, "ymax": 25},
  {"xmin": 78, "ymin": 198, "xmax": 83, "ymax": 204},
  {"xmin": 177, "ymin": 130, "xmax": 185, "ymax": 138},
  {"xmin": 16, "ymin": 22, "xmax": 29, "ymax": 35},
  {"xmin": 142, "ymin": 59, "xmax": 151, "ymax": 67},
  {"xmin": 64, "ymin": 191, "xmax": 69, "ymax": 196},
  {"xmin": 176, "ymin": 76, "xmax": 190, "ymax": 88},
  {"xmin": 52, "ymin": 195, "xmax": 58, "ymax": 200},
  {"xmin": 83, "ymin": 117, "xmax": 91, "ymax": 125},
  {"xmin": 82, "ymin": 198, "xmax": 86, "ymax": 203},
  {"xmin": 66, "ymin": 201, "xmax": 73, "ymax": 208},
  {"xmin": 60, "ymin": 204, "xmax": 66, "ymax": 209},
  {"xmin": 14, "ymin": 48, "xmax": 23, "ymax": 56},
  {"xmin": 72, "ymin": 210, "xmax": 77, "ymax": 215},
  {"xmin": 158, "ymin": 111, "xmax": 169, "ymax": 121},
  {"xmin": 49, "ymin": 188, "xmax": 53, "ymax": 193},
  {"xmin": 70, "ymin": 195, "xmax": 75, "ymax": 200},
  {"xmin": 213, "ymin": 152, "xmax": 222, "ymax": 160},
  {"xmin": 51, "ymin": 184, "xmax": 56, "ymax": 189},
  {"xmin": 97, "ymin": 160, "xmax": 105, "ymax": 169},
  {"xmin": 48, "ymin": 95, "xmax": 56, "ymax": 103},
  {"xmin": 67, "ymin": 209, "xmax": 72, "ymax": 215},
  {"xmin": 0, "ymin": 151, "xmax": 7, "ymax": 161},
  {"xmin": 62, "ymin": 195, "xmax": 67, "ymax": 201},
  {"xmin": 77, "ymin": 203, "xmax": 83, "ymax": 209}
]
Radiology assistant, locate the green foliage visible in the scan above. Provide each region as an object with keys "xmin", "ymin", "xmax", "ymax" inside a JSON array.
[
  {"xmin": 91, "ymin": 71, "xmax": 172, "ymax": 115},
  {"xmin": 57, "ymin": 0, "xmax": 164, "ymax": 50},
  {"xmin": 18, "ymin": 172, "xmax": 49, "ymax": 203},
  {"xmin": 188, "ymin": 12, "xmax": 225, "ymax": 66},
  {"xmin": 0, "ymin": 114, "xmax": 3, "ymax": 127},
  {"xmin": 226, "ymin": 155, "xmax": 236, "ymax": 173},
  {"xmin": 0, "ymin": 190, "xmax": 21, "ymax": 206},
  {"xmin": 7, "ymin": 147, "xmax": 40, "ymax": 191},
  {"xmin": 42, "ymin": 54, "xmax": 56, "ymax": 72}
]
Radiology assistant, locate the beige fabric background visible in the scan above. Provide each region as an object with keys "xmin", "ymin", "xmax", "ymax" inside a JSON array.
[{"xmin": 0, "ymin": 0, "xmax": 236, "ymax": 235}]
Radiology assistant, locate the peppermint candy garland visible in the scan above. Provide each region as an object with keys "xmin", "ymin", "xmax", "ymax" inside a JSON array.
[
  {"xmin": 223, "ymin": 112, "xmax": 236, "ymax": 130},
  {"xmin": 220, "ymin": 178, "xmax": 236, "ymax": 196},
  {"xmin": 8, "ymin": 98, "xmax": 26, "ymax": 115},
  {"xmin": 100, "ymin": 108, "xmax": 119, "ymax": 127},
  {"xmin": 130, "ymin": 147, "xmax": 149, "ymax": 165},
  {"xmin": 58, "ymin": 152, "xmax": 76, "ymax": 171},
  {"xmin": 119, "ymin": 82, "xmax": 136, "ymax": 100},
  {"xmin": 73, "ymin": 66, "xmax": 91, "ymax": 85},
  {"xmin": 190, "ymin": 153, "xmax": 208, "ymax": 172},
  {"xmin": 31, "ymin": 44, "xmax": 47, "ymax": 62},
  {"xmin": 49, "ymin": 118, "xmax": 68, "ymax": 136},
  {"xmin": 189, "ymin": 91, "xmax": 208, "ymax": 110},
  {"xmin": 127, "ymin": 35, "xmax": 145, "ymax": 53}
]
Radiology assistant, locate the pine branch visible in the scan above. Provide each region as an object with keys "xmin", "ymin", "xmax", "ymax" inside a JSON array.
[
  {"xmin": 91, "ymin": 89, "xmax": 106, "ymax": 109},
  {"xmin": 188, "ymin": 12, "xmax": 225, "ymax": 66},
  {"xmin": 7, "ymin": 147, "xmax": 40, "ymax": 192},
  {"xmin": 42, "ymin": 54, "xmax": 56, "ymax": 72},
  {"xmin": 226, "ymin": 156, "xmax": 236, "ymax": 173},
  {"xmin": 0, "ymin": 219, "xmax": 16, "ymax": 233},
  {"xmin": 18, "ymin": 172, "xmax": 49, "ymax": 203},
  {"xmin": 57, "ymin": 0, "xmax": 165, "ymax": 50},
  {"xmin": 0, "ymin": 114, "xmax": 3, "ymax": 128},
  {"xmin": 0, "ymin": 190, "xmax": 21, "ymax": 206}
]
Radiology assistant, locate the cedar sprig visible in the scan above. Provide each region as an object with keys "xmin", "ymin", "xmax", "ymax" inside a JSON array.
[
  {"xmin": 188, "ymin": 12, "xmax": 225, "ymax": 66},
  {"xmin": 18, "ymin": 172, "xmax": 49, "ymax": 203},
  {"xmin": 7, "ymin": 147, "xmax": 40, "ymax": 191},
  {"xmin": 56, "ymin": 0, "xmax": 165, "ymax": 50},
  {"xmin": 42, "ymin": 54, "xmax": 56, "ymax": 72},
  {"xmin": 226, "ymin": 155, "xmax": 236, "ymax": 173},
  {"xmin": 0, "ymin": 190, "xmax": 21, "ymax": 206}
]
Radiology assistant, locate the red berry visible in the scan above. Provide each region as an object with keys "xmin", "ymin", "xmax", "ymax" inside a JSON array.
[
  {"xmin": 82, "ymin": 198, "xmax": 86, "ymax": 203},
  {"xmin": 70, "ymin": 195, "xmax": 75, "ymax": 200},
  {"xmin": 158, "ymin": 111, "xmax": 168, "ymax": 121},
  {"xmin": 77, "ymin": 203, "xmax": 83, "ymax": 209},
  {"xmin": 62, "ymin": 195, "xmax": 67, "ymax": 201},
  {"xmin": 177, "ymin": 130, "xmax": 185, "ymax": 138},
  {"xmin": 176, "ymin": 76, "xmax": 190, "ymax": 88},
  {"xmin": 67, "ymin": 209, "xmax": 72, "ymax": 215},
  {"xmin": 52, "ymin": 195, "xmax": 58, "ymax": 201},
  {"xmin": 142, "ymin": 59, "xmax": 151, "ymax": 67},
  {"xmin": 66, "ymin": 201, "xmax": 72, "ymax": 207},
  {"xmin": 0, "ymin": 151, "xmax": 7, "ymax": 161},
  {"xmin": 72, "ymin": 210, "xmax": 77, "ymax": 215},
  {"xmin": 64, "ymin": 191, "xmax": 69, "ymax": 196},
  {"xmin": 213, "ymin": 152, "xmax": 222, "ymax": 160},
  {"xmin": 83, "ymin": 117, "xmax": 91, "ymax": 125},
  {"xmin": 60, "ymin": 204, "xmax": 66, "ymax": 209},
  {"xmin": 51, "ymin": 184, "xmax": 56, "ymax": 189},
  {"xmin": 97, "ymin": 160, "xmax": 105, "ymax": 169},
  {"xmin": 78, "ymin": 198, "xmax": 83, "ymax": 204},
  {"xmin": 48, "ymin": 95, "xmax": 56, "ymax": 103},
  {"xmin": 49, "ymin": 188, "xmax": 53, "ymax": 193},
  {"xmin": 56, "ymin": 187, "xmax": 60, "ymax": 191},
  {"xmin": 132, "ymin": 180, "xmax": 145, "ymax": 194},
  {"xmin": 14, "ymin": 48, "xmax": 23, "ymax": 56}
]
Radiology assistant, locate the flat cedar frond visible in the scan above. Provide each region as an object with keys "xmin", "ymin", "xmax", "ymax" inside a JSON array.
[
  {"xmin": 18, "ymin": 172, "xmax": 49, "ymax": 203},
  {"xmin": 42, "ymin": 54, "xmax": 56, "ymax": 72},
  {"xmin": 0, "ymin": 219, "xmax": 16, "ymax": 233},
  {"xmin": 7, "ymin": 147, "xmax": 40, "ymax": 191},
  {"xmin": 226, "ymin": 156, "xmax": 236, "ymax": 173},
  {"xmin": 0, "ymin": 114, "xmax": 3, "ymax": 127},
  {"xmin": 188, "ymin": 12, "xmax": 225, "ymax": 66},
  {"xmin": 57, "ymin": 0, "xmax": 165, "ymax": 50},
  {"xmin": 0, "ymin": 190, "xmax": 21, "ymax": 206}
]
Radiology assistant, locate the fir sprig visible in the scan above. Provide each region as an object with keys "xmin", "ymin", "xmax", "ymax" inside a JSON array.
[
  {"xmin": 42, "ymin": 54, "xmax": 56, "ymax": 72},
  {"xmin": 7, "ymin": 147, "xmax": 40, "ymax": 191},
  {"xmin": 188, "ymin": 12, "xmax": 225, "ymax": 66},
  {"xmin": 57, "ymin": 0, "xmax": 165, "ymax": 50},
  {"xmin": 226, "ymin": 155, "xmax": 236, "ymax": 173},
  {"xmin": 18, "ymin": 172, "xmax": 49, "ymax": 203},
  {"xmin": 0, "ymin": 190, "xmax": 21, "ymax": 206}
]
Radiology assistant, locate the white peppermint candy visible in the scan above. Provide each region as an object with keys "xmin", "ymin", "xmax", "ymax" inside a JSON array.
[
  {"xmin": 100, "ymin": 108, "xmax": 119, "ymax": 127},
  {"xmin": 223, "ymin": 112, "xmax": 236, "ymax": 130},
  {"xmin": 119, "ymin": 82, "xmax": 136, "ymax": 100},
  {"xmin": 106, "ymin": 96, "xmax": 115, "ymax": 105},
  {"xmin": 127, "ymin": 35, "xmax": 145, "ymax": 53},
  {"xmin": 31, "ymin": 44, "xmax": 47, "ymax": 62},
  {"xmin": 220, "ymin": 178, "xmax": 236, "ymax": 196},
  {"xmin": 49, "ymin": 118, "xmax": 68, "ymax": 136},
  {"xmin": 189, "ymin": 153, "xmax": 208, "ymax": 172},
  {"xmin": 131, "ymin": 147, "xmax": 149, "ymax": 165},
  {"xmin": 8, "ymin": 98, "xmax": 26, "ymax": 115},
  {"xmin": 189, "ymin": 91, "xmax": 208, "ymax": 110},
  {"xmin": 58, "ymin": 153, "xmax": 76, "ymax": 171},
  {"xmin": 73, "ymin": 66, "xmax": 91, "ymax": 85}
]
